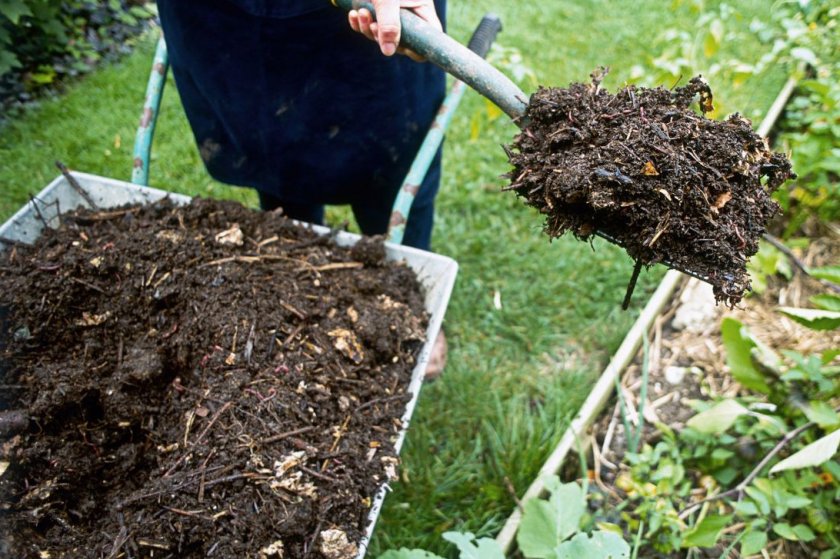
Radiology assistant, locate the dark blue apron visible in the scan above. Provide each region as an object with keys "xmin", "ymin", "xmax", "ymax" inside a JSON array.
[{"xmin": 157, "ymin": 0, "xmax": 446, "ymax": 234}]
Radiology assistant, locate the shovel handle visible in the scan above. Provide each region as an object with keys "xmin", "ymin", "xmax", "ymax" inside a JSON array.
[{"xmin": 332, "ymin": 0, "xmax": 528, "ymax": 122}]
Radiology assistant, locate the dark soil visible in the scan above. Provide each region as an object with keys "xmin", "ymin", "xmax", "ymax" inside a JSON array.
[
  {"xmin": 0, "ymin": 198, "xmax": 429, "ymax": 558},
  {"xmin": 505, "ymin": 70, "xmax": 795, "ymax": 306}
]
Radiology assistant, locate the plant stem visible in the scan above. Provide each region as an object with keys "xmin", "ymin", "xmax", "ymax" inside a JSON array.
[
  {"xmin": 631, "ymin": 520, "xmax": 644, "ymax": 559},
  {"xmin": 762, "ymin": 233, "xmax": 840, "ymax": 293},
  {"xmin": 614, "ymin": 375, "xmax": 636, "ymax": 456},
  {"xmin": 679, "ymin": 419, "xmax": 816, "ymax": 518},
  {"xmin": 634, "ymin": 335, "xmax": 650, "ymax": 454}
]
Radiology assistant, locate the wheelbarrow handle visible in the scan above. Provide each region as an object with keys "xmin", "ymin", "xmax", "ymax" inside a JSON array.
[
  {"xmin": 466, "ymin": 13, "xmax": 502, "ymax": 59},
  {"xmin": 332, "ymin": 0, "xmax": 528, "ymax": 123}
]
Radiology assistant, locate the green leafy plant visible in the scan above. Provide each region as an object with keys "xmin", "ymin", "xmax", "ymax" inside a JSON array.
[
  {"xmin": 758, "ymin": 1, "xmax": 840, "ymax": 234},
  {"xmin": 380, "ymin": 478, "xmax": 630, "ymax": 559},
  {"xmin": 603, "ymin": 305, "xmax": 839, "ymax": 557},
  {"xmin": 0, "ymin": 0, "xmax": 154, "ymax": 109}
]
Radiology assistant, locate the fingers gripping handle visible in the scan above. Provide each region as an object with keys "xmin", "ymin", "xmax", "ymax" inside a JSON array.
[
  {"xmin": 332, "ymin": 0, "xmax": 528, "ymax": 122},
  {"xmin": 466, "ymin": 13, "xmax": 502, "ymax": 59}
]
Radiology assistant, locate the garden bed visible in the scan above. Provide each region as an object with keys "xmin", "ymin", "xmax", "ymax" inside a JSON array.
[
  {"xmin": 574, "ymin": 234, "xmax": 840, "ymax": 557},
  {"xmin": 0, "ymin": 175, "xmax": 457, "ymax": 559}
]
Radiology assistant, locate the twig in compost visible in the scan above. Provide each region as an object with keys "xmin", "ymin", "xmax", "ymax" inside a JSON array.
[
  {"xmin": 106, "ymin": 525, "xmax": 130, "ymax": 559},
  {"xmin": 69, "ymin": 276, "xmax": 106, "ymax": 294},
  {"xmin": 311, "ymin": 261, "xmax": 363, "ymax": 272},
  {"xmin": 261, "ymin": 425, "xmax": 316, "ymax": 444},
  {"xmin": 265, "ymin": 327, "xmax": 279, "ymax": 360},
  {"xmin": 70, "ymin": 208, "xmax": 136, "ymax": 223},
  {"xmin": 280, "ymin": 301, "xmax": 307, "ymax": 320},
  {"xmin": 353, "ymin": 394, "xmax": 407, "ymax": 416},
  {"xmin": 303, "ymin": 519, "xmax": 325, "ymax": 559},
  {"xmin": 56, "ymin": 161, "xmax": 99, "ymax": 210},
  {"xmin": 299, "ymin": 465, "xmax": 338, "ymax": 483},
  {"xmin": 194, "ymin": 401, "xmax": 233, "ymax": 445},
  {"xmin": 28, "ymin": 194, "xmax": 50, "ymax": 229}
]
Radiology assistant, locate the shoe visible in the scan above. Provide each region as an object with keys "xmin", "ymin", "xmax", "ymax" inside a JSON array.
[{"xmin": 424, "ymin": 329, "xmax": 447, "ymax": 380}]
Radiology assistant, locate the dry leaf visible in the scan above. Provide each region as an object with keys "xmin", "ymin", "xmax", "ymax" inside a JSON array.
[
  {"xmin": 76, "ymin": 311, "xmax": 111, "ymax": 326},
  {"xmin": 346, "ymin": 306, "xmax": 358, "ymax": 323},
  {"xmin": 657, "ymin": 189, "xmax": 672, "ymax": 201},
  {"xmin": 642, "ymin": 161, "xmax": 659, "ymax": 176},
  {"xmin": 156, "ymin": 230, "xmax": 183, "ymax": 244},
  {"xmin": 258, "ymin": 540, "xmax": 284, "ymax": 559},
  {"xmin": 327, "ymin": 328, "xmax": 364, "ymax": 364},
  {"xmin": 319, "ymin": 529, "xmax": 358, "ymax": 559},
  {"xmin": 0, "ymin": 461, "xmax": 9, "ymax": 478},
  {"xmin": 215, "ymin": 224, "xmax": 244, "ymax": 246},
  {"xmin": 713, "ymin": 191, "xmax": 732, "ymax": 209}
]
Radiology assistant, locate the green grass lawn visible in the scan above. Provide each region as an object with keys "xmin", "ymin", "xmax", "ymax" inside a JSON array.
[{"xmin": 0, "ymin": 1, "xmax": 788, "ymax": 556}]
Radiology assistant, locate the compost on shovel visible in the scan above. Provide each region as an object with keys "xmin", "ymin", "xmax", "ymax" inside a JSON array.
[
  {"xmin": 0, "ymin": 198, "xmax": 428, "ymax": 558},
  {"xmin": 505, "ymin": 70, "xmax": 795, "ymax": 306}
]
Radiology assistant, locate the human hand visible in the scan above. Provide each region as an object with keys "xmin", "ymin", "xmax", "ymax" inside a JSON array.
[{"xmin": 348, "ymin": 0, "xmax": 441, "ymax": 61}]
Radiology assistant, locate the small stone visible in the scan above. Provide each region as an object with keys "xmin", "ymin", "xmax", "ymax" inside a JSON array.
[
  {"xmin": 13, "ymin": 326, "xmax": 30, "ymax": 341},
  {"xmin": 664, "ymin": 366, "xmax": 687, "ymax": 386}
]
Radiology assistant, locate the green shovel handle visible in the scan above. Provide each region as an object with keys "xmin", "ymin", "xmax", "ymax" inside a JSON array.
[{"xmin": 332, "ymin": 0, "xmax": 529, "ymax": 123}]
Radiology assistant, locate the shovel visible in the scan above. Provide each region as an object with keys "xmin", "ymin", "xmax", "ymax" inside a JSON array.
[{"xmin": 331, "ymin": 0, "xmax": 714, "ymax": 306}]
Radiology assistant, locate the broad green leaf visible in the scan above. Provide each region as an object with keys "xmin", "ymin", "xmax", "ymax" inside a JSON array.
[
  {"xmin": 518, "ymin": 479, "xmax": 586, "ymax": 557},
  {"xmin": 548, "ymin": 480, "xmax": 586, "ymax": 542},
  {"xmin": 807, "ymin": 506, "xmax": 834, "ymax": 534},
  {"xmin": 720, "ymin": 318, "xmax": 770, "ymax": 393},
  {"xmin": 734, "ymin": 499, "xmax": 758, "ymax": 516},
  {"xmin": 518, "ymin": 500, "xmax": 560, "ymax": 558},
  {"xmin": 799, "ymin": 79, "xmax": 830, "ymax": 96},
  {"xmin": 681, "ymin": 514, "xmax": 733, "ymax": 548},
  {"xmin": 740, "ymin": 530, "xmax": 767, "ymax": 556},
  {"xmin": 782, "ymin": 495, "xmax": 812, "ymax": 509},
  {"xmin": 770, "ymin": 429, "xmax": 840, "ymax": 474},
  {"xmin": 778, "ymin": 307, "xmax": 840, "ymax": 331},
  {"xmin": 773, "ymin": 522, "xmax": 803, "ymax": 541},
  {"xmin": 687, "ymin": 400, "xmax": 749, "ymax": 434},
  {"xmin": 809, "ymin": 266, "xmax": 840, "ymax": 285},
  {"xmin": 380, "ymin": 550, "xmax": 445, "ymax": 559},
  {"xmin": 793, "ymin": 524, "xmax": 816, "ymax": 542},
  {"xmin": 0, "ymin": 0, "xmax": 33, "ymax": 24},
  {"xmin": 804, "ymin": 401, "xmax": 840, "ymax": 428},
  {"xmin": 554, "ymin": 532, "xmax": 630, "ymax": 559},
  {"xmin": 442, "ymin": 532, "xmax": 504, "ymax": 559},
  {"xmin": 811, "ymin": 294, "xmax": 840, "ymax": 312},
  {"xmin": 821, "ymin": 349, "xmax": 840, "ymax": 365}
]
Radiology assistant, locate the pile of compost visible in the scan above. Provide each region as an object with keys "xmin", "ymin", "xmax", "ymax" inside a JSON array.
[
  {"xmin": 505, "ymin": 71, "xmax": 794, "ymax": 305},
  {"xmin": 0, "ymin": 198, "xmax": 428, "ymax": 558}
]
